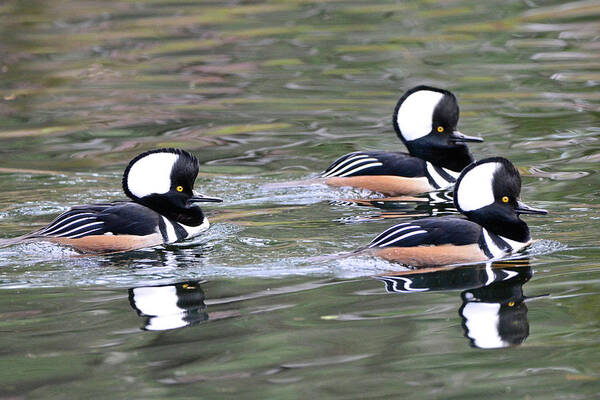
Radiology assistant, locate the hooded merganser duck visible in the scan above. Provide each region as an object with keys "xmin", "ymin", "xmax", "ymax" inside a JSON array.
[
  {"xmin": 321, "ymin": 85, "xmax": 483, "ymax": 195},
  {"xmin": 363, "ymin": 157, "xmax": 547, "ymax": 266},
  {"xmin": 0, "ymin": 148, "xmax": 222, "ymax": 254}
]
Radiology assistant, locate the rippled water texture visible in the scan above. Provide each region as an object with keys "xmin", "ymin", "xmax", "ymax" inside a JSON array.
[{"xmin": 0, "ymin": 0, "xmax": 599, "ymax": 398}]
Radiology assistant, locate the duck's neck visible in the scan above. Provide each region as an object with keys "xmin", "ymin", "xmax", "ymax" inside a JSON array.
[
  {"xmin": 137, "ymin": 195, "xmax": 206, "ymax": 226},
  {"xmin": 465, "ymin": 208, "xmax": 531, "ymax": 243},
  {"xmin": 406, "ymin": 142, "xmax": 474, "ymax": 172}
]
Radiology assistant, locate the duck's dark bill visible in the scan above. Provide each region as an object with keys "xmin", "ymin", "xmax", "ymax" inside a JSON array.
[
  {"xmin": 515, "ymin": 201, "xmax": 547, "ymax": 215},
  {"xmin": 189, "ymin": 196, "xmax": 223, "ymax": 203},
  {"xmin": 449, "ymin": 131, "xmax": 484, "ymax": 143}
]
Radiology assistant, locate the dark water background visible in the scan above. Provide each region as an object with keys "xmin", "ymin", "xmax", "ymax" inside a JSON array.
[{"xmin": 0, "ymin": 0, "xmax": 599, "ymax": 398}]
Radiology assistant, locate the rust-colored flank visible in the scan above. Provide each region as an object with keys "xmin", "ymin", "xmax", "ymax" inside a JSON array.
[
  {"xmin": 325, "ymin": 175, "xmax": 433, "ymax": 196},
  {"xmin": 49, "ymin": 233, "xmax": 162, "ymax": 254},
  {"xmin": 367, "ymin": 244, "xmax": 488, "ymax": 267}
]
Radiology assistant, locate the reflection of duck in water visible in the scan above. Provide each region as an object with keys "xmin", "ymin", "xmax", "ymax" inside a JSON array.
[
  {"xmin": 376, "ymin": 261, "xmax": 536, "ymax": 349},
  {"xmin": 460, "ymin": 265, "xmax": 532, "ymax": 349},
  {"xmin": 362, "ymin": 157, "xmax": 547, "ymax": 266},
  {"xmin": 322, "ymin": 86, "xmax": 483, "ymax": 196},
  {"xmin": 128, "ymin": 281, "xmax": 209, "ymax": 331}
]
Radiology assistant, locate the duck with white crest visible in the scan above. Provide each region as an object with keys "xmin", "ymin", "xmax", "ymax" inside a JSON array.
[
  {"xmin": 0, "ymin": 148, "xmax": 222, "ymax": 254},
  {"xmin": 362, "ymin": 157, "xmax": 547, "ymax": 266},
  {"xmin": 321, "ymin": 85, "xmax": 484, "ymax": 196}
]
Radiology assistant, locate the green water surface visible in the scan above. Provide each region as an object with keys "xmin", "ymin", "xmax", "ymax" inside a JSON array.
[{"xmin": 0, "ymin": 0, "xmax": 599, "ymax": 398}]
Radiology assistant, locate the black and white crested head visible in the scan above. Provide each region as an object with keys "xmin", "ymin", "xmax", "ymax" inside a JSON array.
[
  {"xmin": 393, "ymin": 85, "xmax": 483, "ymax": 172},
  {"xmin": 122, "ymin": 148, "xmax": 221, "ymax": 227},
  {"xmin": 454, "ymin": 157, "xmax": 520, "ymax": 214},
  {"xmin": 454, "ymin": 157, "xmax": 547, "ymax": 242},
  {"xmin": 123, "ymin": 148, "xmax": 199, "ymax": 201},
  {"xmin": 394, "ymin": 86, "xmax": 457, "ymax": 142}
]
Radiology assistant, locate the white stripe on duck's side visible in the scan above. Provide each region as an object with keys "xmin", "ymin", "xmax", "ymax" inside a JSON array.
[
  {"xmin": 425, "ymin": 162, "xmax": 457, "ymax": 190},
  {"xmin": 38, "ymin": 213, "xmax": 96, "ymax": 235},
  {"xmin": 442, "ymin": 167, "xmax": 461, "ymax": 180},
  {"xmin": 321, "ymin": 153, "xmax": 367, "ymax": 177},
  {"xmin": 321, "ymin": 153, "xmax": 383, "ymax": 178},
  {"xmin": 367, "ymin": 223, "xmax": 428, "ymax": 248},
  {"xmin": 160, "ymin": 216, "xmax": 210, "ymax": 244},
  {"xmin": 161, "ymin": 216, "xmax": 179, "ymax": 243},
  {"xmin": 480, "ymin": 228, "xmax": 531, "ymax": 259},
  {"xmin": 36, "ymin": 212, "xmax": 106, "ymax": 239},
  {"xmin": 62, "ymin": 222, "xmax": 105, "ymax": 238}
]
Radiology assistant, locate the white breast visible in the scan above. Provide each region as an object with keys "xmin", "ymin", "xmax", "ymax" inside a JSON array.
[
  {"xmin": 179, "ymin": 218, "xmax": 210, "ymax": 239},
  {"xmin": 160, "ymin": 216, "xmax": 209, "ymax": 244}
]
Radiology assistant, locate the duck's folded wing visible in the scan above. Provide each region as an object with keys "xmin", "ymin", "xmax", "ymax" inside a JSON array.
[
  {"xmin": 30, "ymin": 202, "xmax": 158, "ymax": 239},
  {"xmin": 30, "ymin": 204, "xmax": 113, "ymax": 239},
  {"xmin": 96, "ymin": 202, "xmax": 159, "ymax": 236},
  {"xmin": 321, "ymin": 151, "xmax": 426, "ymax": 178},
  {"xmin": 367, "ymin": 217, "xmax": 482, "ymax": 248}
]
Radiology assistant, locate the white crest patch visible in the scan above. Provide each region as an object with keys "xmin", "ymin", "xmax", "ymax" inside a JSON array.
[
  {"xmin": 397, "ymin": 90, "xmax": 444, "ymax": 141},
  {"xmin": 127, "ymin": 152, "xmax": 179, "ymax": 198},
  {"xmin": 456, "ymin": 162, "xmax": 500, "ymax": 212}
]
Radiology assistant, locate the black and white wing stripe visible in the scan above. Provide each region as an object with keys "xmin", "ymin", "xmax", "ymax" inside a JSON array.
[
  {"xmin": 321, "ymin": 152, "xmax": 384, "ymax": 178},
  {"xmin": 367, "ymin": 222, "xmax": 428, "ymax": 248},
  {"xmin": 479, "ymin": 228, "xmax": 530, "ymax": 259},
  {"xmin": 368, "ymin": 217, "xmax": 484, "ymax": 249},
  {"xmin": 33, "ymin": 207, "xmax": 109, "ymax": 239},
  {"xmin": 424, "ymin": 162, "xmax": 460, "ymax": 190}
]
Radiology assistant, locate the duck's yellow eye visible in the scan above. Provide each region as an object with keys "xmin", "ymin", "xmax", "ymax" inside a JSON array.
[
  {"xmin": 437, "ymin": 126, "xmax": 444, "ymax": 133},
  {"xmin": 176, "ymin": 186, "xmax": 184, "ymax": 192},
  {"xmin": 502, "ymin": 196, "xmax": 509, "ymax": 203},
  {"xmin": 508, "ymin": 301, "xmax": 515, "ymax": 307}
]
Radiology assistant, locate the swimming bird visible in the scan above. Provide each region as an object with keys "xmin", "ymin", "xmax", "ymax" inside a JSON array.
[
  {"xmin": 362, "ymin": 157, "xmax": 547, "ymax": 266},
  {"xmin": 0, "ymin": 148, "xmax": 222, "ymax": 254},
  {"xmin": 321, "ymin": 85, "xmax": 483, "ymax": 195}
]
